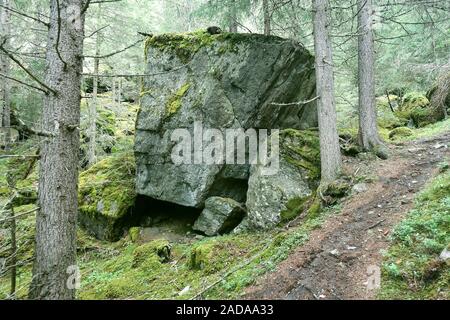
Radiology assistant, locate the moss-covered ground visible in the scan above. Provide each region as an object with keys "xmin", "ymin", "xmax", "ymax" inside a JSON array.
[{"xmin": 378, "ymin": 168, "xmax": 450, "ymax": 299}]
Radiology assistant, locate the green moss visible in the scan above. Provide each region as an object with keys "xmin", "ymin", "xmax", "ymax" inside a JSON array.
[
  {"xmin": 78, "ymin": 152, "xmax": 136, "ymax": 241},
  {"xmin": 378, "ymin": 171, "xmax": 450, "ymax": 300},
  {"xmin": 132, "ymin": 240, "xmax": 171, "ymax": 268},
  {"xmin": 376, "ymin": 95, "xmax": 406, "ymax": 129},
  {"xmin": 389, "ymin": 127, "xmax": 413, "ymax": 140},
  {"xmin": 189, "ymin": 240, "xmax": 232, "ymax": 274},
  {"xmin": 16, "ymin": 202, "xmax": 341, "ymax": 300},
  {"xmin": 395, "ymin": 92, "xmax": 443, "ymax": 128},
  {"xmin": 165, "ymin": 82, "xmax": 191, "ymax": 116},
  {"xmin": 280, "ymin": 196, "xmax": 310, "ymax": 222},
  {"xmin": 323, "ymin": 180, "xmax": 350, "ymax": 199},
  {"xmin": 128, "ymin": 227, "xmax": 141, "ymax": 243},
  {"xmin": 145, "ymin": 30, "xmax": 217, "ymax": 63},
  {"xmin": 280, "ymin": 129, "xmax": 321, "ymax": 182},
  {"xmin": 401, "ymin": 92, "xmax": 430, "ymax": 110},
  {"xmin": 306, "ymin": 195, "xmax": 322, "ymax": 219},
  {"xmin": 97, "ymin": 109, "xmax": 116, "ymax": 136},
  {"xmin": 144, "ymin": 30, "xmax": 287, "ymax": 63},
  {"xmin": 393, "ymin": 118, "xmax": 450, "ymax": 142}
]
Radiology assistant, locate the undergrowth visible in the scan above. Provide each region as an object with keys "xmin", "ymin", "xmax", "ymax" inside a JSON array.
[{"xmin": 378, "ymin": 167, "xmax": 450, "ymax": 300}]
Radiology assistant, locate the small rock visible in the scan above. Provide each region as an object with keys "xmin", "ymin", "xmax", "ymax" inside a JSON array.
[
  {"xmin": 439, "ymin": 248, "xmax": 450, "ymax": 261},
  {"xmin": 346, "ymin": 246, "xmax": 357, "ymax": 250},
  {"xmin": 433, "ymin": 143, "xmax": 447, "ymax": 149},
  {"xmin": 330, "ymin": 249, "xmax": 340, "ymax": 257},
  {"xmin": 352, "ymin": 183, "xmax": 368, "ymax": 194},
  {"xmin": 178, "ymin": 286, "xmax": 190, "ymax": 296}
]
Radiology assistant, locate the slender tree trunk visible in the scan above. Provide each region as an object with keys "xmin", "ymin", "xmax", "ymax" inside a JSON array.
[
  {"xmin": 29, "ymin": 0, "xmax": 85, "ymax": 300},
  {"xmin": 313, "ymin": 0, "xmax": 342, "ymax": 183},
  {"xmin": 118, "ymin": 78, "xmax": 122, "ymax": 106},
  {"xmin": 357, "ymin": 0, "xmax": 384, "ymax": 153},
  {"xmin": 9, "ymin": 205, "xmax": 16, "ymax": 297},
  {"xmin": 229, "ymin": 0, "xmax": 238, "ymax": 33},
  {"xmin": 88, "ymin": 8, "xmax": 100, "ymax": 167},
  {"xmin": 0, "ymin": 0, "xmax": 11, "ymax": 150},
  {"xmin": 263, "ymin": 0, "xmax": 271, "ymax": 35},
  {"xmin": 112, "ymin": 77, "xmax": 116, "ymax": 103}
]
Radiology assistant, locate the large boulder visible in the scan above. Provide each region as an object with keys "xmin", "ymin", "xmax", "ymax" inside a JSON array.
[
  {"xmin": 395, "ymin": 92, "xmax": 444, "ymax": 128},
  {"xmin": 135, "ymin": 31, "xmax": 317, "ymax": 208}
]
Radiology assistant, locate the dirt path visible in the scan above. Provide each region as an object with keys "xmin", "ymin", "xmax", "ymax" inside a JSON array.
[{"xmin": 245, "ymin": 132, "xmax": 450, "ymax": 300}]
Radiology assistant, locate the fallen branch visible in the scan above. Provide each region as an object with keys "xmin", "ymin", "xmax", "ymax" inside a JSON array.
[
  {"xmin": 270, "ymin": 96, "xmax": 319, "ymax": 106},
  {"xmin": 14, "ymin": 118, "xmax": 55, "ymax": 138},
  {"xmin": 366, "ymin": 219, "xmax": 386, "ymax": 230},
  {"xmin": 0, "ymin": 208, "xmax": 39, "ymax": 224},
  {"xmin": 0, "ymin": 155, "xmax": 40, "ymax": 159}
]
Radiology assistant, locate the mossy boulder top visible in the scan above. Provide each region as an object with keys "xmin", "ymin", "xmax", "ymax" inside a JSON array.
[{"xmin": 136, "ymin": 31, "xmax": 317, "ymax": 208}]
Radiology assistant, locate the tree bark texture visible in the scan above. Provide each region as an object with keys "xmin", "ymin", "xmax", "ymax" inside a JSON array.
[
  {"xmin": 29, "ymin": 0, "xmax": 85, "ymax": 300},
  {"xmin": 313, "ymin": 0, "xmax": 342, "ymax": 182}
]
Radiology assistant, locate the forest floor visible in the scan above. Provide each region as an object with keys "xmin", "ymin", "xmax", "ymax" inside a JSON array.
[{"xmin": 245, "ymin": 131, "xmax": 450, "ymax": 300}]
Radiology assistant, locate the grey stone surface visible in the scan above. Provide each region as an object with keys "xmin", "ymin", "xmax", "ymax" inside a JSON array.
[
  {"xmin": 193, "ymin": 197, "xmax": 246, "ymax": 236},
  {"xmin": 135, "ymin": 32, "xmax": 317, "ymax": 209}
]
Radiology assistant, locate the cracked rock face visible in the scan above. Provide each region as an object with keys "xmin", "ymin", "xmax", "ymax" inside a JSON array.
[
  {"xmin": 135, "ymin": 31, "xmax": 317, "ymax": 209},
  {"xmin": 193, "ymin": 197, "xmax": 246, "ymax": 236}
]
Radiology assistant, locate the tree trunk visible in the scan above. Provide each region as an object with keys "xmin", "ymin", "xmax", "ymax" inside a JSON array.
[
  {"xmin": 0, "ymin": 0, "xmax": 11, "ymax": 150},
  {"xmin": 112, "ymin": 77, "xmax": 116, "ymax": 103},
  {"xmin": 118, "ymin": 78, "xmax": 122, "ymax": 106},
  {"xmin": 357, "ymin": 0, "xmax": 383, "ymax": 151},
  {"xmin": 313, "ymin": 0, "xmax": 342, "ymax": 183},
  {"xmin": 263, "ymin": 0, "xmax": 270, "ymax": 35},
  {"xmin": 9, "ymin": 205, "xmax": 16, "ymax": 297},
  {"xmin": 29, "ymin": 0, "xmax": 85, "ymax": 300},
  {"xmin": 229, "ymin": 0, "xmax": 238, "ymax": 33},
  {"xmin": 88, "ymin": 8, "xmax": 100, "ymax": 167}
]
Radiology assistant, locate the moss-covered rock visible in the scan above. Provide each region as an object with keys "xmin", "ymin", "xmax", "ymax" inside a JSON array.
[
  {"xmin": 128, "ymin": 227, "xmax": 142, "ymax": 243},
  {"xmin": 132, "ymin": 240, "xmax": 171, "ymax": 268},
  {"xmin": 389, "ymin": 127, "xmax": 414, "ymax": 140},
  {"xmin": 321, "ymin": 178, "xmax": 351, "ymax": 205},
  {"xmin": 165, "ymin": 82, "xmax": 191, "ymax": 116},
  {"xmin": 395, "ymin": 92, "xmax": 443, "ymax": 127},
  {"xmin": 78, "ymin": 152, "xmax": 136, "ymax": 241},
  {"xmin": 280, "ymin": 196, "xmax": 310, "ymax": 222},
  {"xmin": 281, "ymin": 129, "xmax": 321, "ymax": 183},
  {"xmin": 137, "ymin": 30, "xmax": 317, "ymax": 209},
  {"xmin": 241, "ymin": 129, "xmax": 320, "ymax": 230}
]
